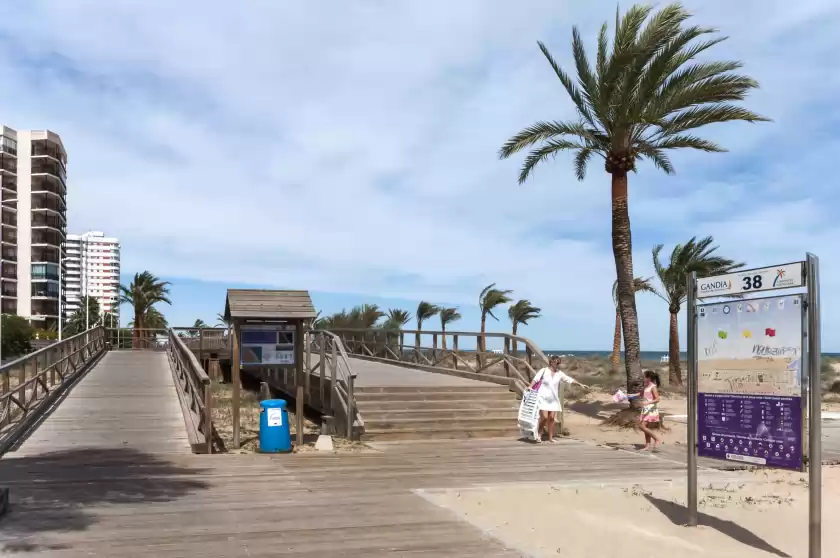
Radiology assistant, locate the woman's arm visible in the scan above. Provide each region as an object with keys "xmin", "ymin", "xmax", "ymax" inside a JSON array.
[
  {"xmin": 529, "ymin": 370, "xmax": 543, "ymax": 389},
  {"xmin": 557, "ymin": 370, "xmax": 588, "ymax": 389}
]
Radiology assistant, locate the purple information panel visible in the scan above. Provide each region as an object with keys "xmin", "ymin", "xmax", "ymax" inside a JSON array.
[
  {"xmin": 696, "ymin": 294, "xmax": 804, "ymax": 470},
  {"xmin": 698, "ymin": 393, "xmax": 802, "ymax": 469}
]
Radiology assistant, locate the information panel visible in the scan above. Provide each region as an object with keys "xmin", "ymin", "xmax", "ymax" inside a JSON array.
[
  {"xmin": 240, "ymin": 324, "xmax": 296, "ymax": 366},
  {"xmin": 697, "ymin": 294, "xmax": 803, "ymax": 469}
]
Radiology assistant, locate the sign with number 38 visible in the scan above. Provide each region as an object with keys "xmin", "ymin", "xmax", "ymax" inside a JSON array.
[{"xmin": 695, "ymin": 262, "xmax": 804, "ymax": 299}]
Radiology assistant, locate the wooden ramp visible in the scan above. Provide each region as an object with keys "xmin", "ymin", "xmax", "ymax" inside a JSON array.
[
  {"xmin": 8, "ymin": 351, "xmax": 190, "ymax": 457},
  {"xmin": 0, "ymin": 438, "xmax": 706, "ymax": 556}
]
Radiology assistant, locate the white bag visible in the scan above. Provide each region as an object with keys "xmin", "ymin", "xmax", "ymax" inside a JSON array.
[{"xmin": 518, "ymin": 389, "xmax": 541, "ymax": 441}]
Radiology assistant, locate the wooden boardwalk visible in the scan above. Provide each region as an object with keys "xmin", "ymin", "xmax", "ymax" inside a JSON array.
[
  {"xmin": 8, "ymin": 351, "xmax": 190, "ymax": 457},
  {"xmin": 0, "ymin": 437, "xmax": 712, "ymax": 557},
  {"xmin": 309, "ymin": 354, "xmax": 491, "ymax": 388}
]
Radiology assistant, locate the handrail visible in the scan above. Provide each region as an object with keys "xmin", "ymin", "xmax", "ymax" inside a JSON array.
[
  {"xmin": 1, "ymin": 326, "xmax": 106, "ymax": 455},
  {"xmin": 304, "ymin": 329, "xmax": 362, "ymax": 439},
  {"xmin": 166, "ymin": 329, "xmax": 213, "ymax": 453}
]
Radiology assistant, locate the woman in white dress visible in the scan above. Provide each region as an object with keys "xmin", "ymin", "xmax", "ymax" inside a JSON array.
[{"xmin": 530, "ymin": 355, "xmax": 587, "ymax": 443}]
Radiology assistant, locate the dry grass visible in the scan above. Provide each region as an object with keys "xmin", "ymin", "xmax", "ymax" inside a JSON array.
[{"xmin": 210, "ymin": 382, "xmax": 375, "ymax": 454}]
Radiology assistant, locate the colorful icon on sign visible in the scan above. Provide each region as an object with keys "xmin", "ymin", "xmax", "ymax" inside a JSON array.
[
  {"xmin": 742, "ymin": 330, "xmax": 752, "ymax": 338},
  {"xmin": 773, "ymin": 268, "xmax": 786, "ymax": 287},
  {"xmin": 717, "ymin": 330, "xmax": 728, "ymax": 340},
  {"xmin": 765, "ymin": 328, "xmax": 776, "ymax": 337}
]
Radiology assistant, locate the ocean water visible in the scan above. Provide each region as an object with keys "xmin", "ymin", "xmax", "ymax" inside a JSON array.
[{"xmin": 543, "ymin": 350, "xmax": 840, "ymax": 360}]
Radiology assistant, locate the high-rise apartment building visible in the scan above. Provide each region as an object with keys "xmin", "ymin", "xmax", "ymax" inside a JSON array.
[
  {"xmin": 0, "ymin": 125, "xmax": 67, "ymax": 331},
  {"xmin": 65, "ymin": 231, "xmax": 121, "ymax": 321}
]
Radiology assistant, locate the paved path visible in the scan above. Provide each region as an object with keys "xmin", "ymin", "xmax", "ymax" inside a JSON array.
[
  {"xmin": 8, "ymin": 351, "xmax": 190, "ymax": 457},
  {"xmin": 310, "ymin": 354, "xmax": 492, "ymax": 387},
  {"xmin": 0, "ymin": 438, "xmax": 728, "ymax": 557}
]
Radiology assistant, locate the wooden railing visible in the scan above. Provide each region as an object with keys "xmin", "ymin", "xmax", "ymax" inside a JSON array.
[
  {"xmin": 106, "ymin": 328, "xmax": 169, "ymax": 350},
  {"xmin": 0, "ymin": 327, "xmax": 106, "ymax": 455},
  {"xmin": 325, "ymin": 328, "xmax": 551, "ymax": 395},
  {"xmin": 166, "ymin": 329, "xmax": 213, "ymax": 453},
  {"xmin": 304, "ymin": 329, "xmax": 362, "ymax": 439}
]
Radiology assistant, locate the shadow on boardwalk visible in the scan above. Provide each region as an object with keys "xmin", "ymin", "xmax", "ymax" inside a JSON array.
[
  {"xmin": 643, "ymin": 494, "xmax": 791, "ymax": 558},
  {"xmin": 0, "ymin": 447, "xmax": 209, "ymax": 553}
]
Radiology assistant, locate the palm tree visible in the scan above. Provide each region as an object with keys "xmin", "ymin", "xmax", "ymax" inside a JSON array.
[
  {"xmin": 653, "ymin": 236, "xmax": 744, "ymax": 385},
  {"xmin": 415, "ymin": 301, "xmax": 441, "ymax": 350},
  {"xmin": 65, "ymin": 296, "xmax": 102, "ymax": 336},
  {"xmin": 102, "ymin": 310, "xmax": 119, "ymax": 329},
  {"xmin": 610, "ymin": 277, "xmax": 656, "ymax": 374},
  {"xmin": 498, "ymin": 3, "xmax": 767, "ymax": 391},
  {"xmin": 190, "ymin": 318, "xmax": 207, "ymax": 337},
  {"xmin": 439, "ymin": 307, "xmax": 461, "ymax": 350},
  {"xmin": 508, "ymin": 300, "xmax": 541, "ymax": 355},
  {"xmin": 119, "ymin": 271, "xmax": 171, "ymax": 348},
  {"xmin": 216, "ymin": 312, "xmax": 231, "ymax": 328},
  {"xmin": 358, "ymin": 304, "xmax": 386, "ymax": 328},
  {"xmin": 382, "ymin": 308, "xmax": 411, "ymax": 330},
  {"xmin": 478, "ymin": 284, "xmax": 513, "ymax": 362}
]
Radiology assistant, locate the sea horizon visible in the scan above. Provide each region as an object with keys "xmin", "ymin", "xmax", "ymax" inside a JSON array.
[{"xmin": 542, "ymin": 350, "xmax": 840, "ymax": 360}]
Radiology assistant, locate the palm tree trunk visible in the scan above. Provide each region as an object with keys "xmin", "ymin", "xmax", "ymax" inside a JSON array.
[
  {"xmin": 478, "ymin": 315, "xmax": 486, "ymax": 369},
  {"xmin": 442, "ymin": 325, "xmax": 447, "ymax": 351},
  {"xmin": 610, "ymin": 309, "xmax": 621, "ymax": 375},
  {"xmin": 669, "ymin": 309, "xmax": 682, "ymax": 386},
  {"xmin": 611, "ymin": 171, "xmax": 644, "ymax": 393}
]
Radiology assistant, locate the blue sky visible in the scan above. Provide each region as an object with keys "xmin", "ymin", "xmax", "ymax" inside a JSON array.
[{"xmin": 3, "ymin": 1, "xmax": 840, "ymax": 351}]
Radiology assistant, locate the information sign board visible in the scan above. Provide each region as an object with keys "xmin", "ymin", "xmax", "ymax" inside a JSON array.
[
  {"xmin": 696, "ymin": 262, "xmax": 804, "ymax": 299},
  {"xmin": 240, "ymin": 324, "xmax": 296, "ymax": 366}
]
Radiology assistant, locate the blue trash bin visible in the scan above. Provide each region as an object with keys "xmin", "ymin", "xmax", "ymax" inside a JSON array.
[{"xmin": 259, "ymin": 399, "xmax": 292, "ymax": 453}]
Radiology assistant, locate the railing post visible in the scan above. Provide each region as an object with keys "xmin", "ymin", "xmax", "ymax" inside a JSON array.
[
  {"xmin": 319, "ymin": 333, "xmax": 326, "ymax": 408},
  {"xmin": 204, "ymin": 381, "xmax": 212, "ymax": 454},
  {"xmin": 304, "ymin": 331, "xmax": 311, "ymax": 405},
  {"xmin": 199, "ymin": 328, "xmax": 204, "ymax": 366},
  {"xmin": 453, "ymin": 334, "xmax": 459, "ymax": 369},
  {"xmin": 330, "ymin": 339, "xmax": 337, "ymax": 413},
  {"xmin": 432, "ymin": 333, "xmax": 438, "ymax": 364},
  {"xmin": 347, "ymin": 374, "xmax": 355, "ymax": 440},
  {"xmin": 503, "ymin": 337, "xmax": 511, "ymax": 377},
  {"xmin": 399, "ymin": 332, "xmax": 404, "ymax": 359}
]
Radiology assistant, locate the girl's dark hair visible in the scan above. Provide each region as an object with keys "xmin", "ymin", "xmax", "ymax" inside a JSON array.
[{"xmin": 644, "ymin": 370, "xmax": 661, "ymax": 388}]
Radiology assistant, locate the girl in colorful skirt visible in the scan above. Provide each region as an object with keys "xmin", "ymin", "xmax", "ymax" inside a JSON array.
[{"xmin": 638, "ymin": 370, "xmax": 662, "ymax": 451}]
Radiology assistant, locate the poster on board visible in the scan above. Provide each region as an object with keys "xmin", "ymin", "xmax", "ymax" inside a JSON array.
[
  {"xmin": 240, "ymin": 325, "xmax": 296, "ymax": 366},
  {"xmin": 697, "ymin": 294, "xmax": 803, "ymax": 470}
]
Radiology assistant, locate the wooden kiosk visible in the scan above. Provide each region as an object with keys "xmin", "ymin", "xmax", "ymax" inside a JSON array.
[{"xmin": 223, "ymin": 289, "xmax": 316, "ymax": 449}]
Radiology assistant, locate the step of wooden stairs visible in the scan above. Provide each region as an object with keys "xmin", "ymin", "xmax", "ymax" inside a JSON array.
[{"xmin": 355, "ymin": 385, "xmax": 521, "ymax": 441}]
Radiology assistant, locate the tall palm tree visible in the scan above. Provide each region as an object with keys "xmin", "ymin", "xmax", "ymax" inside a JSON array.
[
  {"xmin": 478, "ymin": 284, "xmax": 513, "ymax": 361},
  {"xmin": 652, "ymin": 236, "xmax": 744, "ymax": 385},
  {"xmin": 119, "ymin": 271, "xmax": 171, "ymax": 348},
  {"xmin": 498, "ymin": 3, "xmax": 767, "ymax": 391},
  {"xmin": 508, "ymin": 300, "xmax": 541, "ymax": 355},
  {"xmin": 358, "ymin": 304, "xmax": 386, "ymax": 328},
  {"xmin": 439, "ymin": 307, "xmax": 461, "ymax": 350},
  {"xmin": 610, "ymin": 277, "xmax": 656, "ymax": 374}
]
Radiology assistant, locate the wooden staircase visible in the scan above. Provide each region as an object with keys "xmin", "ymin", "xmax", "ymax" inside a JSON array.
[{"xmin": 356, "ymin": 385, "xmax": 521, "ymax": 441}]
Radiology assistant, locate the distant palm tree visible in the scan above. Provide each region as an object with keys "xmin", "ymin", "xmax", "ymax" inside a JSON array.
[
  {"xmin": 498, "ymin": 2, "xmax": 767, "ymax": 392},
  {"xmin": 439, "ymin": 307, "xmax": 461, "ymax": 350},
  {"xmin": 508, "ymin": 300, "xmax": 541, "ymax": 355},
  {"xmin": 610, "ymin": 277, "xmax": 656, "ymax": 374},
  {"xmin": 216, "ymin": 312, "xmax": 231, "ymax": 328},
  {"xmin": 478, "ymin": 284, "xmax": 513, "ymax": 361},
  {"xmin": 359, "ymin": 304, "xmax": 386, "ymax": 328},
  {"xmin": 415, "ymin": 301, "xmax": 441, "ymax": 350},
  {"xmin": 653, "ymin": 236, "xmax": 744, "ymax": 385},
  {"xmin": 119, "ymin": 271, "xmax": 171, "ymax": 348},
  {"xmin": 382, "ymin": 308, "xmax": 411, "ymax": 330}
]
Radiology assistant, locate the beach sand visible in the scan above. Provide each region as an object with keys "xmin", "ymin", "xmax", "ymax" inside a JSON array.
[{"xmin": 422, "ymin": 467, "xmax": 839, "ymax": 558}]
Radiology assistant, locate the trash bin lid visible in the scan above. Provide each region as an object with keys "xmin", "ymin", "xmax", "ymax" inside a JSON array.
[{"xmin": 260, "ymin": 399, "xmax": 288, "ymax": 409}]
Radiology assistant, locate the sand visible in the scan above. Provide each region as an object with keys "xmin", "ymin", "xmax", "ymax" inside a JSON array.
[{"xmin": 422, "ymin": 467, "xmax": 839, "ymax": 558}]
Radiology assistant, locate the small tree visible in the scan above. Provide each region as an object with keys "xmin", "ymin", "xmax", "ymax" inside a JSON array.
[
  {"xmin": 65, "ymin": 296, "xmax": 102, "ymax": 336},
  {"xmin": 415, "ymin": 301, "xmax": 441, "ymax": 351},
  {"xmin": 478, "ymin": 284, "xmax": 513, "ymax": 363},
  {"xmin": 2, "ymin": 314, "xmax": 33, "ymax": 359}
]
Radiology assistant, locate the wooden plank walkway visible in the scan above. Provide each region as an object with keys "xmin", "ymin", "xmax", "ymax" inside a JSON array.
[
  {"xmin": 0, "ymin": 438, "xmax": 715, "ymax": 557},
  {"xmin": 8, "ymin": 352, "xmax": 190, "ymax": 457},
  {"xmin": 309, "ymin": 354, "xmax": 493, "ymax": 387}
]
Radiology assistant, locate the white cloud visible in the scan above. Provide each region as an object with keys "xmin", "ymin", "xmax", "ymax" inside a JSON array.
[{"xmin": 1, "ymin": 0, "xmax": 839, "ymax": 349}]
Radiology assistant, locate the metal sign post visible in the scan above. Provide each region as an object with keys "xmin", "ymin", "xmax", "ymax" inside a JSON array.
[{"xmin": 686, "ymin": 255, "xmax": 820, "ymax": 558}]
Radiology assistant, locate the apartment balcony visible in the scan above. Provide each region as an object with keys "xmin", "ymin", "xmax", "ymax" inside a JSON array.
[
  {"xmin": 30, "ymin": 174, "xmax": 66, "ymax": 199},
  {"xmin": 0, "ymin": 175, "xmax": 16, "ymax": 193},
  {"xmin": 2, "ymin": 247, "xmax": 17, "ymax": 262},
  {"xmin": 31, "ymin": 213, "xmax": 66, "ymax": 234},
  {"xmin": 0, "ymin": 154, "xmax": 16, "ymax": 174},
  {"xmin": 30, "ymin": 157, "xmax": 66, "ymax": 184},
  {"xmin": 1, "ymin": 281, "xmax": 16, "ymax": 297},
  {"xmin": 32, "ymin": 283, "xmax": 60, "ymax": 299},
  {"xmin": 31, "ymin": 262, "xmax": 59, "ymax": 282},
  {"xmin": 0, "ymin": 135, "xmax": 16, "ymax": 157},
  {"xmin": 31, "ymin": 139, "xmax": 67, "ymax": 166},
  {"xmin": 31, "ymin": 193, "xmax": 66, "ymax": 219},
  {"xmin": 2, "ymin": 207, "xmax": 16, "ymax": 226},
  {"xmin": 31, "ymin": 228, "xmax": 63, "ymax": 247},
  {"xmin": 31, "ymin": 299, "xmax": 59, "ymax": 318},
  {"xmin": 1, "ymin": 263, "xmax": 17, "ymax": 280},
  {"xmin": 1, "ymin": 299, "xmax": 17, "ymax": 314},
  {"xmin": 2, "ymin": 228, "xmax": 17, "ymax": 244},
  {"xmin": 31, "ymin": 246, "xmax": 60, "ymax": 265}
]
